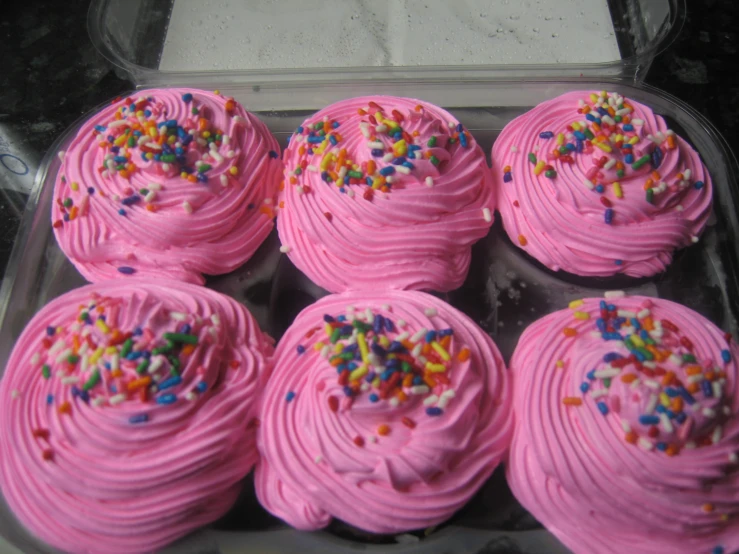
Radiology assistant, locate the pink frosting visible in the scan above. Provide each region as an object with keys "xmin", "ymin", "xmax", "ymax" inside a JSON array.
[
  {"xmin": 0, "ymin": 279, "xmax": 273, "ymax": 554},
  {"xmin": 507, "ymin": 294, "xmax": 739, "ymax": 554},
  {"xmin": 53, "ymin": 88, "xmax": 281, "ymax": 284},
  {"xmin": 276, "ymin": 96, "xmax": 494, "ymax": 293},
  {"xmin": 255, "ymin": 290, "xmax": 512, "ymax": 533},
  {"xmin": 492, "ymin": 90, "xmax": 712, "ymax": 277}
]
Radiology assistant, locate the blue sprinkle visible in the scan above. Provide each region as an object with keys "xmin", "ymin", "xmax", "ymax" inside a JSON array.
[
  {"xmin": 392, "ymin": 157, "xmax": 406, "ymax": 165},
  {"xmin": 71, "ymin": 386, "xmax": 80, "ymax": 398},
  {"xmin": 721, "ymin": 349, "xmax": 731, "ymax": 363},
  {"xmin": 196, "ymin": 381, "xmax": 208, "ymax": 393},
  {"xmin": 107, "ymin": 135, "xmax": 115, "ymax": 143},
  {"xmin": 46, "ymin": 394, "xmax": 54, "ymax": 405},
  {"xmin": 121, "ymin": 195, "xmax": 141, "ymax": 206},
  {"xmin": 412, "ymin": 375, "xmax": 424, "ymax": 386},
  {"xmin": 426, "ymin": 407, "xmax": 443, "ymax": 416},
  {"xmin": 656, "ymin": 442, "xmax": 667, "ymax": 451},
  {"xmin": 113, "ymin": 155, "xmax": 128, "ymax": 163},
  {"xmin": 365, "ymin": 371, "xmax": 376, "ymax": 383},
  {"xmin": 373, "ymin": 315, "xmax": 384, "ymax": 334},
  {"xmin": 129, "ymin": 413, "xmax": 149, "ymax": 424},
  {"xmin": 459, "ymin": 133, "xmax": 468, "ymax": 148},
  {"xmin": 117, "ymin": 266, "xmax": 136, "ymax": 275},
  {"xmin": 339, "ymin": 187, "xmax": 346, "ymax": 194},
  {"xmin": 624, "ymin": 153, "xmax": 634, "ymax": 164},
  {"xmin": 158, "ymin": 376, "xmax": 182, "ymax": 391},
  {"xmin": 580, "ymin": 382, "xmax": 590, "ymax": 393},
  {"xmin": 337, "ymin": 315, "xmax": 346, "ymax": 322},
  {"xmin": 369, "ymin": 393, "xmax": 379, "ymax": 403},
  {"xmin": 379, "ymin": 166, "xmax": 396, "ymax": 176},
  {"xmin": 664, "ymin": 387, "xmax": 678, "ymax": 398},
  {"xmin": 402, "ymin": 161, "xmax": 415, "ymax": 169},
  {"xmin": 268, "ymin": 150, "xmax": 278, "ymax": 159},
  {"xmin": 503, "ymin": 172, "xmax": 512, "ymax": 183},
  {"xmin": 79, "ymin": 390, "xmax": 90, "ymax": 404},
  {"xmin": 576, "ymin": 139, "xmax": 584, "ymax": 153},
  {"xmin": 296, "ymin": 126, "xmax": 304, "ymax": 134},
  {"xmin": 343, "ymin": 386, "xmax": 354, "ymax": 397},
  {"xmin": 384, "ymin": 318, "xmax": 395, "ymax": 333},
  {"xmin": 329, "ymin": 135, "xmax": 338, "ymax": 146},
  {"xmin": 118, "ymin": 208, "xmax": 126, "ymax": 216},
  {"xmin": 46, "ymin": 326, "xmax": 56, "ymax": 336},
  {"xmin": 597, "ymin": 107, "xmax": 608, "ymax": 116},
  {"xmin": 156, "ymin": 394, "xmax": 177, "ymax": 405},
  {"xmin": 603, "ymin": 352, "xmax": 622, "ymax": 363},
  {"xmin": 332, "ymin": 121, "xmax": 340, "ymax": 128},
  {"xmin": 286, "ymin": 391, "xmax": 296, "ymax": 402},
  {"xmin": 370, "ymin": 342, "xmax": 386, "ymax": 357},
  {"xmin": 125, "ymin": 351, "xmax": 143, "ymax": 360},
  {"xmin": 623, "ymin": 124, "xmax": 634, "ymax": 131},
  {"xmin": 371, "ymin": 148, "xmax": 384, "ymax": 157},
  {"xmin": 596, "ymin": 318, "xmax": 607, "ymax": 332},
  {"xmin": 675, "ymin": 412, "xmax": 687, "ymax": 424},
  {"xmin": 247, "ymin": 203, "xmax": 255, "ymax": 210},
  {"xmin": 712, "ymin": 547, "xmax": 724, "ymax": 554},
  {"xmin": 596, "ymin": 402, "xmax": 609, "ymax": 416},
  {"xmin": 110, "ymin": 146, "xmax": 120, "ymax": 154},
  {"xmin": 297, "ymin": 345, "xmax": 306, "ymax": 355},
  {"xmin": 144, "ymin": 109, "xmax": 152, "ymax": 117},
  {"xmin": 656, "ymin": 405, "xmax": 666, "ymax": 414},
  {"xmin": 639, "ymin": 415, "xmax": 660, "ymax": 425},
  {"xmin": 585, "ymin": 114, "xmax": 596, "ymax": 122},
  {"xmin": 651, "ymin": 147, "xmax": 663, "ymax": 169},
  {"xmin": 87, "ymin": 187, "xmax": 95, "ymax": 194},
  {"xmin": 587, "ymin": 369, "xmax": 596, "ymax": 380},
  {"xmin": 694, "ymin": 180, "xmax": 705, "ymax": 190},
  {"xmin": 456, "ymin": 123, "xmax": 464, "ymax": 132},
  {"xmin": 425, "ymin": 330, "xmax": 437, "ymax": 343},
  {"xmin": 573, "ymin": 131, "xmax": 586, "ymax": 141},
  {"xmin": 347, "ymin": 362, "xmax": 358, "ymax": 371},
  {"xmin": 615, "ymin": 259, "xmax": 623, "ymax": 266},
  {"xmin": 439, "ymin": 329, "xmax": 454, "ymax": 337},
  {"xmin": 323, "ymin": 314, "xmax": 335, "ymax": 323},
  {"xmin": 182, "ymin": 93, "xmax": 193, "ymax": 102},
  {"xmin": 701, "ymin": 379, "xmax": 713, "ymax": 398},
  {"xmin": 622, "ymin": 143, "xmax": 633, "ymax": 149},
  {"xmin": 565, "ymin": 142, "xmax": 576, "ymax": 151},
  {"xmin": 604, "ymin": 208, "xmax": 614, "ymax": 224},
  {"xmin": 595, "ymin": 184, "xmax": 605, "ymax": 193},
  {"xmin": 94, "ymin": 125, "xmax": 106, "ymax": 132},
  {"xmin": 365, "ymin": 176, "xmax": 373, "ymax": 186},
  {"xmin": 387, "ymin": 341, "xmax": 405, "ymax": 353},
  {"xmin": 539, "ymin": 131, "xmax": 554, "ymax": 139}
]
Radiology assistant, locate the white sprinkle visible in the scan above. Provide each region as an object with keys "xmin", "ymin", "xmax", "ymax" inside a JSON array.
[
  {"xmin": 347, "ymin": 189, "xmax": 355, "ymax": 198},
  {"xmin": 482, "ymin": 207, "xmax": 492, "ymax": 223},
  {"xmin": 441, "ymin": 389, "xmax": 456, "ymax": 400},
  {"xmin": 395, "ymin": 165, "xmax": 411, "ymax": 175},
  {"xmin": 92, "ymin": 397, "xmax": 105, "ymax": 408},
  {"xmin": 659, "ymin": 413, "xmax": 674, "ymax": 433},
  {"xmin": 638, "ymin": 438, "xmax": 654, "ymax": 451},
  {"xmin": 643, "ymin": 379, "xmax": 660, "ymax": 390},
  {"xmin": 417, "ymin": 355, "xmax": 428, "ymax": 366},
  {"xmin": 642, "ymin": 361, "xmax": 657, "ymax": 369},
  {"xmin": 56, "ymin": 370, "xmax": 65, "ymax": 379},
  {"xmin": 137, "ymin": 135, "xmax": 151, "ymax": 146},
  {"xmin": 211, "ymin": 314, "xmax": 221, "ymax": 326},
  {"xmin": 388, "ymin": 397, "xmax": 399, "ymax": 408},
  {"xmin": 360, "ymin": 382, "xmax": 370, "ymax": 392},
  {"xmin": 675, "ymin": 205, "xmax": 684, "ymax": 212},
  {"xmin": 396, "ymin": 332, "xmax": 410, "ymax": 342},
  {"xmin": 437, "ymin": 395, "xmax": 452, "ymax": 410},
  {"xmin": 510, "ymin": 146, "xmax": 518, "ymax": 153},
  {"xmin": 161, "ymin": 163, "xmax": 170, "ymax": 172},
  {"xmin": 222, "ymin": 134, "xmax": 230, "ymax": 146},
  {"xmin": 590, "ymin": 331, "xmax": 604, "ymax": 338},
  {"xmin": 590, "ymin": 389, "xmax": 609, "ymax": 399},
  {"xmin": 182, "ymin": 201, "xmax": 193, "ymax": 214},
  {"xmin": 80, "ymin": 355, "xmax": 89, "ymax": 374},
  {"xmin": 424, "ymin": 308, "xmax": 438, "ymax": 317},
  {"xmin": 109, "ymin": 393, "xmax": 126, "ymax": 405},
  {"xmin": 55, "ymin": 348, "xmax": 73, "ymax": 364},
  {"xmin": 620, "ymin": 419, "xmax": 632, "ymax": 433},
  {"xmin": 723, "ymin": 405, "xmax": 732, "ymax": 416},
  {"xmin": 107, "ymin": 120, "xmax": 129, "ymax": 129},
  {"xmin": 411, "ymin": 385, "xmax": 430, "ymax": 395},
  {"xmin": 397, "ymin": 319, "xmax": 406, "ymax": 328},
  {"xmin": 226, "ymin": 150, "xmax": 235, "ymax": 158},
  {"xmin": 148, "ymin": 356, "xmax": 164, "ymax": 374},
  {"xmin": 593, "ymin": 367, "xmax": 620, "ymax": 379},
  {"xmin": 411, "ymin": 328, "xmax": 428, "ymax": 342},
  {"xmin": 632, "ymin": 118, "xmax": 644, "ymax": 126},
  {"xmin": 713, "ymin": 381, "xmax": 722, "ymax": 399},
  {"xmin": 645, "ymin": 394, "xmax": 659, "ymax": 414},
  {"xmin": 583, "ymin": 179, "xmax": 595, "ymax": 190},
  {"xmin": 359, "ymin": 123, "xmax": 371, "ymax": 138},
  {"xmin": 604, "ymin": 290, "xmax": 625, "ymax": 299},
  {"xmin": 729, "ymin": 453, "xmax": 738, "ymax": 464},
  {"xmin": 713, "ymin": 425, "xmax": 723, "ymax": 444},
  {"xmin": 382, "ymin": 153, "xmax": 394, "ymax": 163},
  {"xmin": 314, "ymin": 455, "xmax": 324, "ymax": 464},
  {"xmin": 375, "ymin": 124, "xmax": 388, "ymax": 133},
  {"xmin": 703, "ymin": 407, "xmax": 716, "ymax": 418},
  {"xmin": 219, "ymin": 174, "xmax": 229, "ymax": 187},
  {"xmin": 147, "ymin": 182, "xmax": 162, "ymax": 191},
  {"xmin": 602, "ymin": 158, "xmax": 617, "ymax": 170},
  {"xmin": 30, "ymin": 352, "xmax": 41, "ymax": 366},
  {"xmin": 636, "ymin": 309, "xmax": 651, "ymax": 319},
  {"xmin": 337, "ymin": 166, "xmax": 347, "ymax": 180},
  {"xmin": 279, "ymin": 245, "xmax": 292, "ymax": 254},
  {"xmin": 616, "ymin": 107, "xmax": 632, "ymax": 116},
  {"xmin": 381, "ymin": 304, "xmax": 391, "ymax": 311},
  {"xmin": 684, "ymin": 441, "xmax": 697, "ymax": 449},
  {"xmin": 307, "ymin": 165, "xmax": 319, "ymax": 172},
  {"xmin": 209, "ymin": 327, "xmax": 218, "ymax": 339},
  {"xmin": 57, "ymin": 150, "xmax": 66, "ymax": 161},
  {"xmin": 368, "ymin": 435, "xmax": 377, "ymax": 444},
  {"xmin": 668, "ymin": 354, "xmax": 683, "ymax": 367},
  {"xmin": 411, "ymin": 343, "xmax": 423, "ymax": 357},
  {"xmin": 687, "ymin": 374, "xmax": 704, "ymax": 384},
  {"xmin": 364, "ymin": 308, "xmax": 374, "ymax": 324},
  {"xmin": 320, "ymin": 345, "xmax": 331, "ymax": 359},
  {"xmin": 601, "ymin": 115, "xmax": 615, "ymax": 126},
  {"xmin": 232, "ymin": 115, "xmax": 247, "ymax": 125},
  {"xmin": 367, "ymin": 141, "xmax": 384, "ymax": 149},
  {"xmin": 385, "ymin": 176, "xmax": 394, "ymax": 184},
  {"xmin": 691, "ymin": 235, "xmax": 699, "ymax": 243},
  {"xmin": 61, "ymin": 376, "xmax": 79, "ymax": 385},
  {"xmin": 183, "ymin": 391, "xmax": 195, "ymax": 401},
  {"xmin": 423, "ymin": 395, "xmax": 439, "ymax": 406},
  {"xmin": 425, "ymin": 177, "xmax": 434, "ymax": 187},
  {"xmin": 170, "ymin": 311, "xmax": 187, "ymax": 321}
]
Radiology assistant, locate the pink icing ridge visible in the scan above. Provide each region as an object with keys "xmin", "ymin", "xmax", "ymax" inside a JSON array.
[
  {"xmin": 0, "ymin": 279, "xmax": 273, "ymax": 554},
  {"xmin": 53, "ymin": 88, "xmax": 281, "ymax": 284},
  {"xmin": 277, "ymin": 96, "xmax": 494, "ymax": 293},
  {"xmin": 507, "ymin": 294, "xmax": 739, "ymax": 554},
  {"xmin": 255, "ymin": 290, "xmax": 512, "ymax": 533},
  {"xmin": 492, "ymin": 90, "xmax": 713, "ymax": 277}
]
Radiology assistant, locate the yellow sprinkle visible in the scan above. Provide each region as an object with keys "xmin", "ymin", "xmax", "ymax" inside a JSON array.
[
  {"xmin": 313, "ymin": 341, "xmax": 325, "ymax": 351},
  {"xmin": 167, "ymin": 135, "xmax": 177, "ymax": 144},
  {"xmin": 202, "ymin": 131, "xmax": 211, "ymax": 139},
  {"xmin": 600, "ymin": 90, "xmax": 607, "ymax": 98},
  {"xmin": 333, "ymin": 343, "xmax": 343, "ymax": 354},
  {"xmin": 374, "ymin": 112, "xmax": 384, "ymax": 123},
  {"xmin": 320, "ymin": 153, "xmax": 334, "ymax": 170},
  {"xmin": 556, "ymin": 133, "xmax": 565, "ymax": 146},
  {"xmin": 180, "ymin": 172, "xmax": 188, "ymax": 179},
  {"xmin": 534, "ymin": 161, "xmax": 546, "ymax": 175},
  {"xmin": 555, "ymin": 360, "xmax": 565, "ymax": 368},
  {"xmin": 590, "ymin": 93, "xmax": 599, "ymax": 103},
  {"xmin": 379, "ymin": 335, "xmax": 390, "ymax": 348},
  {"xmin": 57, "ymin": 326, "xmax": 64, "ymax": 334},
  {"xmin": 214, "ymin": 89, "xmax": 220, "ymax": 95},
  {"xmin": 613, "ymin": 182, "xmax": 623, "ymax": 198},
  {"xmin": 629, "ymin": 136, "xmax": 640, "ymax": 145},
  {"xmin": 89, "ymin": 347, "xmax": 104, "ymax": 365},
  {"xmin": 372, "ymin": 377, "xmax": 381, "ymax": 388},
  {"xmin": 573, "ymin": 311, "xmax": 590, "ymax": 320},
  {"xmin": 568, "ymin": 299, "xmax": 584, "ymax": 309},
  {"xmin": 392, "ymin": 139, "xmax": 407, "ymax": 156},
  {"xmin": 349, "ymin": 364, "xmax": 369, "ymax": 381},
  {"xmin": 593, "ymin": 142, "xmax": 613, "ymax": 153},
  {"xmin": 630, "ymin": 335, "xmax": 645, "ymax": 348},
  {"xmin": 95, "ymin": 319, "xmax": 110, "ymax": 334},
  {"xmin": 660, "ymin": 392, "xmax": 670, "ymax": 407},
  {"xmin": 614, "ymin": 134, "xmax": 624, "ymax": 143},
  {"xmin": 430, "ymin": 341, "xmax": 450, "ymax": 361},
  {"xmin": 571, "ymin": 122, "xmax": 581, "ymax": 131},
  {"xmin": 357, "ymin": 333, "xmax": 370, "ymax": 364},
  {"xmin": 105, "ymin": 346, "xmax": 118, "ymax": 355},
  {"xmin": 324, "ymin": 323, "xmax": 333, "ymax": 337},
  {"xmin": 148, "ymin": 127, "xmax": 158, "ymax": 138},
  {"xmin": 314, "ymin": 139, "xmax": 329, "ymax": 155},
  {"xmin": 229, "ymin": 166, "xmax": 238, "ymax": 176},
  {"xmin": 425, "ymin": 362, "xmax": 447, "ymax": 373},
  {"xmin": 70, "ymin": 181, "xmax": 79, "ymax": 191},
  {"xmin": 114, "ymin": 135, "xmax": 127, "ymax": 146}
]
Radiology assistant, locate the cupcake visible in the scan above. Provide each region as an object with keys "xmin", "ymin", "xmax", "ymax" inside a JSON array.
[
  {"xmin": 277, "ymin": 96, "xmax": 494, "ymax": 293},
  {"xmin": 255, "ymin": 290, "xmax": 512, "ymax": 534},
  {"xmin": 492, "ymin": 90, "xmax": 712, "ymax": 277},
  {"xmin": 0, "ymin": 279, "xmax": 273, "ymax": 554},
  {"xmin": 507, "ymin": 292, "xmax": 738, "ymax": 554},
  {"xmin": 53, "ymin": 88, "xmax": 281, "ymax": 284}
]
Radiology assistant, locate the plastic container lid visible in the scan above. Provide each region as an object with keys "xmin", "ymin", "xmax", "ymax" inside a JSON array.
[{"xmin": 88, "ymin": 0, "xmax": 685, "ymax": 85}]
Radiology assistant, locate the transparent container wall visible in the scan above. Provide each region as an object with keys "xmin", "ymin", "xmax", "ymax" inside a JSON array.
[
  {"xmin": 89, "ymin": 0, "xmax": 684, "ymax": 85},
  {"xmin": 0, "ymin": 78, "xmax": 737, "ymax": 554}
]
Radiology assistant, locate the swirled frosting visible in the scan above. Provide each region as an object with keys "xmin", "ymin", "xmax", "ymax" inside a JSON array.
[
  {"xmin": 276, "ymin": 96, "xmax": 494, "ymax": 293},
  {"xmin": 508, "ymin": 293, "xmax": 739, "ymax": 554},
  {"xmin": 0, "ymin": 279, "xmax": 273, "ymax": 554},
  {"xmin": 255, "ymin": 290, "xmax": 512, "ymax": 533},
  {"xmin": 492, "ymin": 90, "xmax": 712, "ymax": 277},
  {"xmin": 53, "ymin": 88, "xmax": 281, "ymax": 284}
]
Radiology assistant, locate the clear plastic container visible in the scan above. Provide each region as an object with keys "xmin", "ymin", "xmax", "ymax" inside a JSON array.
[
  {"xmin": 0, "ymin": 78, "xmax": 737, "ymax": 554},
  {"xmin": 88, "ymin": 0, "xmax": 685, "ymax": 84}
]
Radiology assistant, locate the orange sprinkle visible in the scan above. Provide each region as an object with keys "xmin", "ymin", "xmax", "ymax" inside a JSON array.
[
  {"xmin": 665, "ymin": 444, "xmax": 680, "ymax": 457},
  {"xmin": 625, "ymin": 431, "xmax": 638, "ymax": 444},
  {"xmin": 127, "ymin": 376, "xmax": 152, "ymax": 391},
  {"xmin": 68, "ymin": 206, "xmax": 79, "ymax": 221},
  {"xmin": 367, "ymin": 160, "xmax": 376, "ymax": 175},
  {"xmin": 118, "ymin": 170, "xmax": 129, "ymax": 179},
  {"xmin": 503, "ymin": 165, "xmax": 512, "ymax": 173},
  {"xmin": 703, "ymin": 503, "xmax": 715, "ymax": 513},
  {"xmin": 111, "ymin": 369, "xmax": 123, "ymax": 378},
  {"xmin": 414, "ymin": 104, "xmax": 423, "ymax": 112},
  {"xmin": 670, "ymin": 397, "xmax": 684, "ymax": 412},
  {"xmin": 686, "ymin": 365, "xmax": 702, "ymax": 376},
  {"xmin": 440, "ymin": 335, "xmax": 451, "ymax": 349},
  {"xmin": 644, "ymin": 178, "xmax": 654, "ymax": 190},
  {"xmin": 145, "ymin": 204, "xmax": 157, "ymax": 212},
  {"xmin": 661, "ymin": 371, "xmax": 676, "ymax": 387},
  {"xmin": 687, "ymin": 382, "xmax": 700, "ymax": 394},
  {"xmin": 651, "ymin": 170, "xmax": 661, "ymax": 181},
  {"xmin": 259, "ymin": 206, "xmax": 274, "ymax": 218},
  {"xmin": 279, "ymin": 201, "xmax": 285, "ymax": 209},
  {"xmin": 518, "ymin": 235, "xmax": 528, "ymax": 246},
  {"xmin": 357, "ymin": 108, "xmax": 367, "ymax": 115},
  {"xmin": 666, "ymin": 135, "xmax": 676, "ymax": 149},
  {"xmin": 423, "ymin": 375, "xmax": 437, "ymax": 388},
  {"xmin": 622, "ymin": 114, "xmax": 630, "ymax": 123},
  {"xmin": 458, "ymin": 348, "xmax": 471, "ymax": 362},
  {"xmin": 182, "ymin": 344, "xmax": 196, "ymax": 356},
  {"xmin": 198, "ymin": 118, "xmax": 209, "ymax": 131},
  {"xmin": 621, "ymin": 373, "xmax": 638, "ymax": 383},
  {"xmin": 607, "ymin": 106, "xmax": 616, "ymax": 117},
  {"xmin": 422, "ymin": 343, "xmax": 431, "ymax": 355},
  {"xmin": 412, "ymin": 130, "xmax": 420, "ymax": 137},
  {"xmin": 187, "ymin": 174, "xmax": 197, "ymax": 183},
  {"xmin": 289, "ymin": 176, "xmax": 298, "ymax": 185},
  {"xmin": 563, "ymin": 327, "xmax": 577, "ymax": 337},
  {"xmin": 395, "ymin": 390, "xmax": 408, "ymax": 402},
  {"xmin": 704, "ymin": 370, "xmax": 716, "ymax": 382},
  {"xmin": 562, "ymin": 397, "xmax": 582, "ymax": 406},
  {"xmin": 377, "ymin": 424, "xmax": 390, "ymax": 436},
  {"xmin": 642, "ymin": 317, "xmax": 655, "ymax": 331},
  {"xmin": 298, "ymin": 145, "xmax": 306, "ymax": 156},
  {"xmin": 58, "ymin": 402, "xmax": 72, "ymax": 415}
]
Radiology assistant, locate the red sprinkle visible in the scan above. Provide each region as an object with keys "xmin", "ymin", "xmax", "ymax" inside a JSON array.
[
  {"xmin": 353, "ymin": 436, "xmax": 365, "ymax": 447},
  {"xmin": 363, "ymin": 188, "xmax": 374, "ymax": 201},
  {"xmin": 32, "ymin": 429, "xmax": 50, "ymax": 440},
  {"xmin": 661, "ymin": 319, "xmax": 679, "ymax": 332},
  {"xmin": 392, "ymin": 109, "xmax": 404, "ymax": 122},
  {"xmin": 42, "ymin": 450, "xmax": 54, "ymax": 461},
  {"xmin": 402, "ymin": 417, "xmax": 416, "ymax": 429},
  {"xmin": 680, "ymin": 336, "xmax": 694, "ymax": 351},
  {"xmin": 600, "ymin": 197, "xmax": 612, "ymax": 208},
  {"xmin": 328, "ymin": 396, "xmax": 339, "ymax": 412},
  {"xmin": 338, "ymin": 370, "xmax": 350, "ymax": 386},
  {"xmin": 324, "ymin": 212, "xmax": 333, "ymax": 221}
]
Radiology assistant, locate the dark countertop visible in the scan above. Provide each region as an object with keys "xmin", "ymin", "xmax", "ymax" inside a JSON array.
[{"xmin": 0, "ymin": 0, "xmax": 736, "ymax": 280}]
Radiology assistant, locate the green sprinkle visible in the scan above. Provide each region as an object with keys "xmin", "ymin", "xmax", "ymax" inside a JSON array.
[
  {"xmin": 528, "ymin": 153, "xmax": 537, "ymax": 165},
  {"xmin": 429, "ymin": 155, "xmax": 440, "ymax": 166},
  {"xmin": 116, "ymin": 164, "xmax": 126, "ymax": 170},
  {"xmin": 614, "ymin": 115, "xmax": 622, "ymax": 123},
  {"xmin": 603, "ymin": 378, "xmax": 612, "ymax": 389},
  {"xmin": 63, "ymin": 198, "xmax": 73, "ymax": 208},
  {"xmin": 79, "ymin": 311, "xmax": 88, "ymax": 322},
  {"xmin": 198, "ymin": 164, "xmax": 212, "ymax": 172},
  {"xmin": 120, "ymin": 338, "xmax": 134, "ymax": 358},
  {"xmin": 635, "ymin": 347, "xmax": 653, "ymax": 361},
  {"xmin": 169, "ymin": 366, "xmax": 180, "ymax": 377},
  {"xmin": 545, "ymin": 170, "xmax": 557, "ymax": 179},
  {"xmin": 683, "ymin": 353, "xmax": 697, "ymax": 364},
  {"xmin": 42, "ymin": 365, "xmax": 51, "ymax": 380},
  {"xmin": 427, "ymin": 136, "xmax": 437, "ymax": 148},
  {"xmin": 82, "ymin": 369, "xmax": 101, "ymax": 391},
  {"xmin": 191, "ymin": 107, "xmax": 199, "ymax": 115},
  {"xmin": 347, "ymin": 170, "xmax": 363, "ymax": 179},
  {"xmin": 584, "ymin": 129, "xmax": 595, "ymax": 140},
  {"xmin": 559, "ymin": 146, "xmax": 569, "ymax": 155},
  {"xmin": 160, "ymin": 154, "xmax": 177, "ymax": 163},
  {"xmin": 127, "ymin": 137, "xmax": 135, "ymax": 147},
  {"xmin": 631, "ymin": 155, "xmax": 651, "ymax": 170},
  {"xmin": 162, "ymin": 333, "xmax": 199, "ymax": 345},
  {"xmin": 135, "ymin": 360, "xmax": 149, "ymax": 375},
  {"xmin": 401, "ymin": 361, "xmax": 411, "ymax": 373},
  {"xmin": 616, "ymin": 169, "xmax": 625, "ymax": 178},
  {"xmin": 329, "ymin": 327, "xmax": 342, "ymax": 344},
  {"xmin": 646, "ymin": 189, "xmax": 654, "ymax": 204},
  {"xmin": 139, "ymin": 188, "xmax": 149, "ymax": 196},
  {"xmin": 448, "ymin": 137, "xmax": 456, "ymax": 144},
  {"xmin": 168, "ymin": 356, "xmax": 181, "ymax": 372},
  {"xmin": 313, "ymin": 122, "xmax": 324, "ymax": 130},
  {"xmin": 294, "ymin": 167, "xmax": 302, "ymax": 175},
  {"xmin": 352, "ymin": 320, "xmax": 370, "ymax": 332},
  {"xmin": 67, "ymin": 354, "xmax": 79, "ymax": 365}
]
